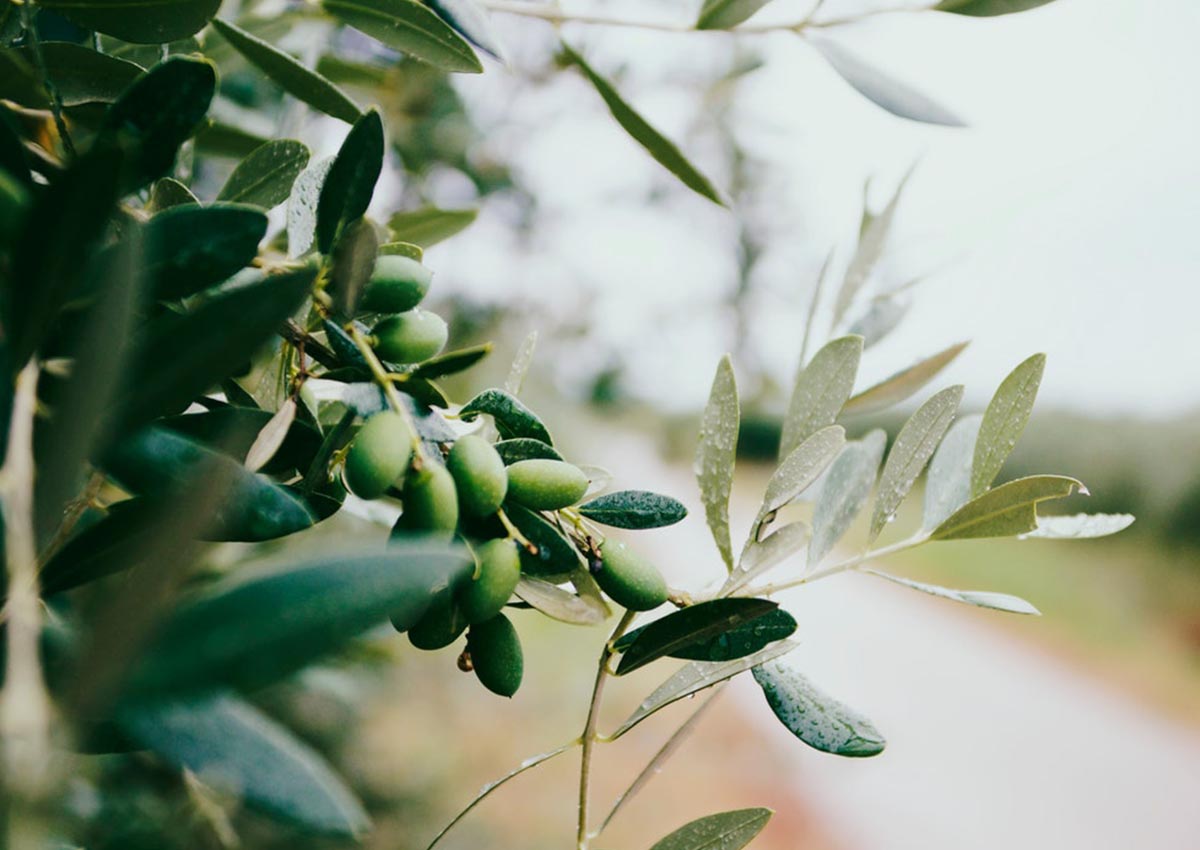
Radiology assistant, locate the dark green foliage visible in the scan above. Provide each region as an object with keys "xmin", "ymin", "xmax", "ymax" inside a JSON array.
[
  {"xmin": 614, "ymin": 599, "xmax": 790, "ymax": 673},
  {"xmin": 459, "ymin": 388, "xmax": 553, "ymax": 443},
  {"xmin": 579, "ymin": 490, "xmax": 688, "ymax": 529},
  {"xmin": 316, "ymin": 109, "xmax": 383, "ymax": 253}
]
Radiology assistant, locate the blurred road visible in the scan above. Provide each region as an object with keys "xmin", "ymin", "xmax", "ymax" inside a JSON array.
[{"xmin": 587, "ymin": 429, "xmax": 1200, "ymax": 850}]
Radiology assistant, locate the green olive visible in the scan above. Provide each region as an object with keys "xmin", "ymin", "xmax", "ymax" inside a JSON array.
[
  {"xmin": 459, "ymin": 538, "xmax": 521, "ymax": 623},
  {"xmin": 506, "ymin": 459, "xmax": 589, "ymax": 511},
  {"xmin": 446, "ymin": 434, "xmax": 508, "ymax": 517},
  {"xmin": 360, "ymin": 255, "xmax": 432, "ymax": 313},
  {"xmin": 393, "ymin": 462, "xmax": 459, "ymax": 540},
  {"xmin": 467, "ymin": 613, "xmax": 523, "ymax": 697},
  {"xmin": 0, "ymin": 171, "xmax": 29, "ymax": 246},
  {"xmin": 372, "ymin": 309, "xmax": 448, "ymax": 364},
  {"xmin": 595, "ymin": 540, "xmax": 668, "ymax": 611},
  {"xmin": 343, "ymin": 411, "xmax": 413, "ymax": 500},
  {"xmin": 403, "ymin": 593, "xmax": 467, "ymax": 650}
]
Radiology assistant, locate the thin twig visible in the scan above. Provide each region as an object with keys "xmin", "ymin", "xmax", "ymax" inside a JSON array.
[
  {"xmin": 21, "ymin": 2, "xmax": 76, "ymax": 158},
  {"xmin": 737, "ymin": 533, "xmax": 927, "ymax": 598}
]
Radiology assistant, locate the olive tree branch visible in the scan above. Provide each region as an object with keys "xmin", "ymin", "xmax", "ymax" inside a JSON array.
[
  {"xmin": 736, "ymin": 533, "xmax": 929, "ymax": 598},
  {"xmin": 20, "ymin": 1, "xmax": 76, "ymax": 158},
  {"xmin": 348, "ymin": 324, "xmax": 426, "ymax": 461},
  {"xmin": 578, "ymin": 608, "xmax": 636, "ymax": 850}
]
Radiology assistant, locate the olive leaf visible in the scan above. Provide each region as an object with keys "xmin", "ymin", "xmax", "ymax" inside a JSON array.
[
  {"xmin": 144, "ymin": 203, "xmax": 268, "ymax": 300},
  {"xmin": 759, "ymin": 424, "xmax": 844, "ymax": 519},
  {"xmin": 39, "ymin": 0, "xmax": 222, "ymax": 43},
  {"xmin": 810, "ymin": 36, "xmax": 966, "ymax": 127},
  {"xmin": 148, "ymin": 177, "xmax": 200, "ymax": 211},
  {"xmin": 426, "ymin": 0, "xmax": 507, "ymax": 61},
  {"xmin": 808, "ymin": 430, "xmax": 887, "ymax": 565},
  {"xmin": 695, "ymin": 355, "xmax": 739, "ymax": 572},
  {"xmin": 316, "ymin": 110, "xmax": 384, "ymax": 254},
  {"xmin": 1018, "ymin": 513, "xmax": 1134, "ymax": 540},
  {"xmin": 322, "ymin": 0, "xmax": 482, "ymax": 73},
  {"xmin": 514, "ymin": 576, "xmax": 607, "ymax": 626},
  {"xmin": 971, "ymin": 353, "xmax": 1045, "ymax": 496},
  {"xmin": 379, "ymin": 240, "xmax": 423, "ymax": 261},
  {"xmin": 244, "ymin": 399, "xmax": 298, "ymax": 472},
  {"xmin": 218, "ymin": 139, "xmax": 312, "ymax": 209},
  {"xmin": 388, "ymin": 205, "xmax": 479, "ymax": 247},
  {"xmin": 503, "ymin": 503, "xmax": 581, "ymax": 577},
  {"xmin": 695, "ymin": 0, "xmax": 776, "ymax": 30},
  {"xmin": 160, "ymin": 406, "xmax": 322, "ymax": 475},
  {"xmin": 118, "ymin": 693, "xmax": 369, "ymax": 837},
  {"xmin": 460, "ymin": 388, "xmax": 553, "ymax": 443},
  {"xmin": 493, "ymin": 438, "xmax": 563, "ymax": 465},
  {"xmin": 560, "ymin": 42, "xmax": 725, "ymax": 207},
  {"xmin": 724, "ymin": 521, "xmax": 809, "ymax": 596},
  {"xmin": 779, "ymin": 335, "xmax": 863, "ymax": 461},
  {"xmin": 330, "ymin": 217, "xmax": 379, "ymax": 317},
  {"xmin": 0, "ymin": 43, "xmax": 143, "ymax": 108},
  {"xmin": 618, "ymin": 605, "xmax": 796, "ymax": 671},
  {"xmin": 922, "ymin": 413, "xmax": 983, "ymax": 530},
  {"xmin": 504, "ymin": 331, "xmax": 538, "ymax": 396},
  {"xmin": 211, "ymin": 19, "xmax": 362, "ymax": 125},
  {"xmin": 613, "ymin": 598, "xmax": 780, "ymax": 674},
  {"xmin": 864, "ymin": 569, "xmax": 1040, "ymax": 615},
  {"xmin": 868, "ymin": 385, "xmax": 963, "ymax": 542},
  {"xmin": 409, "ymin": 344, "xmax": 493, "ymax": 380},
  {"xmin": 578, "ymin": 490, "xmax": 688, "ymax": 530},
  {"xmin": 936, "ymin": 0, "xmax": 1059, "ymax": 15},
  {"xmin": 648, "ymin": 808, "xmax": 773, "ymax": 850},
  {"xmin": 288, "ymin": 155, "xmax": 334, "ymax": 257},
  {"xmin": 931, "ymin": 475, "xmax": 1086, "ymax": 540},
  {"xmin": 846, "ymin": 289, "xmax": 913, "ymax": 349},
  {"xmin": 753, "ymin": 661, "xmax": 886, "ymax": 757},
  {"xmin": 842, "ymin": 341, "xmax": 968, "ymax": 417}
]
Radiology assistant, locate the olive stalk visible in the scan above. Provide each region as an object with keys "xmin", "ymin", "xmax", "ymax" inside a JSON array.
[
  {"xmin": 577, "ymin": 608, "xmax": 636, "ymax": 850},
  {"xmin": 735, "ymin": 533, "xmax": 929, "ymax": 599},
  {"xmin": 349, "ymin": 324, "xmax": 425, "ymax": 461},
  {"xmin": 20, "ymin": 2, "xmax": 75, "ymax": 158}
]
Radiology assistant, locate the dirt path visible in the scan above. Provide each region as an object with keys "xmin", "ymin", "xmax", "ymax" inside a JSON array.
[{"xmin": 586, "ymin": 429, "xmax": 1200, "ymax": 850}]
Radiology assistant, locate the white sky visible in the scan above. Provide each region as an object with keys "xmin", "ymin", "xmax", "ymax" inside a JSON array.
[{"xmin": 410, "ymin": 0, "xmax": 1200, "ymax": 419}]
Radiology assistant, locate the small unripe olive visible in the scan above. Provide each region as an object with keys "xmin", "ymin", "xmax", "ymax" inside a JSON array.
[
  {"xmin": 360, "ymin": 255, "xmax": 432, "ymax": 313},
  {"xmin": 459, "ymin": 538, "xmax": 521, "ymax": 623},
  {"xmin": 506, "ymin": 459, "xmax": 589, "ymax": 511},
  {"xmin": 595, "ymin": 540, "xmax": 668, "ymax": 611},
  {"xmin": 393, "ymin": 462, "xmax": 459, "ymax": 539},
  {"xmin": 372, "ymin": 309, "xmax": 448, "ymax": 364},
  {"xmin": 446, "ymin": 435, "xmax": 507, "ymax": 517},
  {"xmin": 403, "ymin": 593, "xmax": 467, "ymax": 650},
  {"xmin": 343, "ymin": 412, "xmax": 413, "ymax": 500},
  {"xmin": 0, "ymin": 172, "xmax": 29, "ymax": 245},
  {"xmin": 467, "ymin": 614, "xmax": 523, "ymax": 697}
]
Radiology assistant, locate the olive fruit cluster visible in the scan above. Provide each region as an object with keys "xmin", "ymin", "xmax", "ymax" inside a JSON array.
[{"xmin": 361, "ymin": 255, "xmax": 449, "ymax": 364}]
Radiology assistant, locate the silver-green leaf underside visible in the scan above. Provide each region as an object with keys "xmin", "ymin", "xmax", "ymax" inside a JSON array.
[
  {"xmin": 971, "ymin": 353, "xmax": 1045, "ymax": 496},
  {"xmin": 724, "ymin": 521, "xmax": 809, "ymax": 596},
  {"xmin": 753, "ymin": 661, "xmax": 886, "ymax": 757},
  {"xmin": 695, "ymin": 355, "xmax": 740, "ymax": 571},
  {"xmin": 809, "ymin": 430, "xmax": 886, "ymax": 565},
  {"xmin": 869, "ymin": 385, "xmax": 963, "ymax": 542},
  {"xmin": 922, "ymin": 413, "xmax": 982, "ymax": 530},
  {"xmin": 779, "ymin": 335, "xmax": 862, "ymax": 461},
  {"xmin": 649, "ymin": 807, "xmax": 773, "ymax": 850},
  {"xmin": 514, "ymin": 576, "xmax": 608, "ymax": 625},
  {"xmin": 842, "ymin": 341, "xmax": 968, "ymax": 417},
  {"xmin": 1018, "ymin": 513, "xmax": 1135, "ymax": 540},
  {"xmin": 865, "ymin": 569, "xmax": 1040, "ymax": 615}
]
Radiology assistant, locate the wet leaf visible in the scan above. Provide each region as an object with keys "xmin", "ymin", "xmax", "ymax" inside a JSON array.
[
  {"xmin": 779, "ymin": 335, "xmax": 862, "ymax": 461},
  {"xmin": 514, "ymin": 576, "xmax": 607, "ymax": 625},
  {"xmin": 971, "ymin": 353, "xmax": 1045, "ymax": 496},
  {"xmin": 620, "ymin": 607, "xmax": 795, "ymax": 669},
  {"xmin": 323, "ymin": 0, "xmax": 482, "ymax": 73},
  {"xmin": 330, "ymin": 218, "xmax": 379, "ymax": 316},
  {"xmin": 865, "ymin": 569, "xmax": 1040, "ymax": 614},
  {"xmin": 119, "ymin": 693, "xmax": 368, "ymax": 837},
  {"xmin": 843, "ymin": 342, "xmax": 968, "ymax": 417},
  {"xmin": 503, "ymin": 503, "xmax": 581, "ymax": 577},
  {"xmin": 288, "ymin": 156, "xmax": 334, "ymax": 257},
  {"xmin": 39, "ymin": 0, "xmax": 221, "ymax": 43},
  {"xmin": 931, "ymin": 474, "xmax": 1086, "ymax": 540},
  {"xmin": 649, "ymin": 808, "xmax": 772, "ymax": 850},
  {"xmin": 578, "ymin": 490, "xmax": 688, "ymax": 530},
  {"xmin": 211, "ymin": 19, "xmax": 362, "ymax": 124},
  {"xmin": 809, "ymin": 430, "xmax": 886, "ymax": 565},
  {"xmin": 922, "ymin": 413, "xmax": 982, "ymax": 530},
  {"xmin": 694, "ymin": 356, "xmax": 739, "ymax": 571},
  {"xmin": 0, "ymin": 43, "xmax": 143, "ymax": 108},
  {"xmin": 760, "ymin": 425, "xmax": 844, "ymax": 518},
  {"xmin": 144, "ymin": 203, "xmax": 268, "ymax": 300},
  {"xmin": 614, "ymin": 598, "xmax": 779, "ymax": 674},
  {"xmin": 753, "ymin": 661, "xmax": 886, "ymax": 756},
  {"xmin": 561, "ymin": 42, "xmax": 725, "ymax": 206},
  {"xmin": 868, "ymin": 385, "xmax": 963, "ymax": 542},
  {"xmin": 460, "ymin": 388, "xmax": 553, "ymax": 443},
  {"xmin": 1018, "ymin": 513, "xmax": 1134, "ymax": 540},
  {"xmin": 724, "ymin": 521, "xmax": 809, "ymax": 595},
  {"xmin": 316, "ymin": 110, "xmax": 383, "ymax": 253},
  {"xmin": 218, "ymin": 139, "xmax": 312, "ymax": 209},
  {"xmin": 493, "ymin": 438, "xmax": 563, "ymax": 465},
  {"xmin": 387, "ymin": 205, "xmax": 478, "ymax": 247},
  {"xmin": 409, "ymin": 344, "xmax": 492, "ymax": 379}
]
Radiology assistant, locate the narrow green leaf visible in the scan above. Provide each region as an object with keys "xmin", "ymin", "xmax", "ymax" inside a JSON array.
[
  {"xmin": 409, "ymin": 343, "xmax": 492, "ymax": 380},
  {"xmin": 842, "ymin": 341, "xmax": 968, "ymax": 417},
  {"xmin": 492, "ymin": 438, "xmax": 563, "ymax": 465},
  {"xmin": 760, "ymin": 424, "xmax": 844, "ymax": 518},
  {"xmin": 831, "ymin": 167, "xmax": 916, "ymax": 328},
  {"xmin": 147, "ymin": 177, "xmax": 199, "ymax": 211},
  {"xmin": 287, "ymin": 156, "xmax": 334, "ymax": 257},
  {"xmin": 40, "ymin": 499, "xmax": 174, "ymax": 596},
  {"xmin": 503, "ymin": 502, "xmax": 581, "ymax": 577},
  {"xmin": 387, "ymin": 205, "xmax": 478, "ymax": 247},
  {"xmin": 922, "ymin": 413, "xmax": 982, "ymax": 530},
  {"xmin": 931, "ymin": 475, "xmax": 1086, "ymax": 540},
  {"xmin": 194, "ymin": 119, "xmax": 270, "ymax": 159},
  {"xmin": 379, "ymin": 240, "xmax": 423, "ymax": 261},
  {"xmin": 244, "ymin": 399, "xmax": 297, "ymax": 472},
  {"xmin": 330, "ymin": 217, "xmax": 379, "ymax": 316},
  {"xmin": 561, "ymin": 42, "xmax": 725, "ymax": 206},
  {"xmin": 649, "ymin": 808, "xmax": 773, "ymax": 850},
  {"xmin": 1018, "ymin": 513, "xmax": 1134, "ymax": 540},
  {"xmin": 971, "ymin": 353, "xmax": 1046, "ymax": 496},
  {"xmin": 144, "ymin": 203, "xmax": 268, "ymax": 300},
  {"xmin": 614, "ymin": 599, "xmax": 779, "ymax": 674},
  {"xmin": 117, "ymin": 267, "xmax": 316, "ymax": 430},
  {"xmin": 694, "ymin": 356, "xmax": 739, "ymax": 571},
  {"xmin": 809, "ymin": 430, "xmax": 886, "ymax": 565},
  {"xmin": 503, "ymin": 330, "xmax": 538, "ymax": 396},
  {"xmin": 514, "ymin": 576, "xmax": 608, "ymax": 625},
  {"xmin": 316, "ymin": 110, "xmax": 384, "ymax": 253},
  {"xmin": 868, "ymin": 385, "xmax": 963, "ymax": 542},
  {"xmin": 578, "ymin": 490, "xmax": 688, "ymax": 530},
  {"xmin": 612, "ymin": 640, "xmax": 798, "ymax": 740},
  {"xmin": 211, "ymin": 19, "xmax": 362, "ymax": 124},
  {"xmin": 160, "ymin": 406, "xmax": 322, "ymax": 476},
  {"xmin": 101, "ymin": 57, "xmax": 216, "ymax": 191},
  {"xmin": 753, "ymin": 662, "xmax": 886, "ymax": 757},
  {"xmin": 38, "ymin": 0, "xmax": 222, "ymax": 43},
  {"xmin": 936, "ymin": 0, "xmax": 1058, "ymax": 15},
  {"xmin": 322, "ymin": 0, "xmax": 482, "ymax": 73},
  {"xmin": 865, "ymin": 569, "xmax": 1040, "ymax": 614},
  {"xmin": 810, "ymin": 37, "xmax": 965, "ymax": 127},
  {"xmin": 846, "ymin": 290, "xmax": 912, "ymax": 349},
  {"xmin": 124, "ymin": 543, "xmax": 473, "ymax": 698},
  {"xmin": 427, "ymin": 0, "xmax": 506, "ymax": 61},
  {"xmin": 102, "ymin": 428, "xmax": 318, "ymax": 542},
  {"xmin": 0, "ymin": 43, "xmax": 143, "ymax": 108},
  {"xmin": 119, "ymin": 693, "xmax": 369, "ymax": 837},
  {"xmin": 460, "ymin": 388, "xmax": 553, "ymax": 443},
  {"xmin": 724, "ymin": 521, "xmax": 809, "ymax": 595},
  {"xmin": 218, "ymin": 139, "xmax": 312, "ymax": 209},
  {"xmin": 779, "ymin": 335, "xmax": 863, "ymax": 461},
  {"xmin": 695, "ymin": 0, "xmax": 776, "ymax": 30}
]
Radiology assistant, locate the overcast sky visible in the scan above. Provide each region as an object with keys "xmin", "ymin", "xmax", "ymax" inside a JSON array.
[{"xmin": 406, "ymin": 0, "xmax": 1200, "ymax": 419}]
